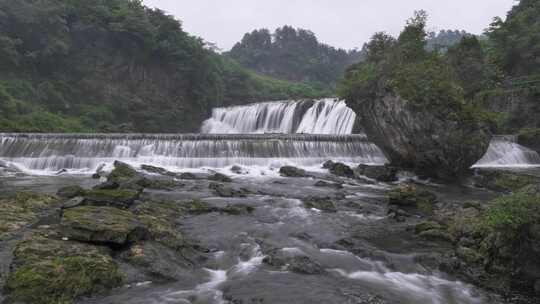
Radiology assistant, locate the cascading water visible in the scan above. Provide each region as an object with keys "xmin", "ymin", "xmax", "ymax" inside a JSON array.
[
  {"xmin": 201, "ymin": 98, "xmax": 357, "ymax": 135},
  {"xmin": 473, "ymin": 135, "xmax": 540, "ymax": 168},
  {"xmin": 0, "ymin": 133, "xmax": 387, "ymax": 174}
]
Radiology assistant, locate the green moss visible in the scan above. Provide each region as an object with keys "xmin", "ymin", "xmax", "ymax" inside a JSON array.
[
  {"xmin": 493, "ymin": 173, "xmax": 536, "ymax": 193},
  {"xmin": 61, "ymin": 206, "xmax": 146, "ymax": 245},
  {"xmin": 6, "ymin": 235, "xmax": 123, "ymax": 304},
  {"xmin": 481, "ymin": 192, "xmax": 540, "ymax": 235},
  {"xmin": 0, "ymin": 192, "xmax": 59, "ymax": 237},
  {"xmin": 388, "ymin": 185, "xmax": 437, "ymax": 213},
  {"xmin": 84, "ymin": 189, "xmax": 139, "ymax": 203},
  {"xmin": 107, "ymin": 161, "xmax": 138, "ymax": 183},
  {"xmin": 415, "ymin": 221, "xmax": 443, "ymax": 234}
]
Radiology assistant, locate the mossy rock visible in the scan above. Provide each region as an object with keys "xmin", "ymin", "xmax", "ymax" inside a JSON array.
[
  {"xmin": 518, "ymin": 128, "xmax": 540, "ymax": 151},
  {"xmin": 57, "ymin": 185, "xmax": 86, "ymax": 199},
  {"xmin": 456, "ymin": 246, "xmax": 483, "ymax": 264},
  {"xmin": 0, "ymin": 192, "xmax": 59, "ymax": 238},
  {"xmin": 208, "ymin": 173, "xmax": 232, "ymax": 183},
  {"xmin": 418, "ymin": 229, "xmax": 453, "ymax": 242},
  {"xmin": 279, "ymin": 166, "xmax": 308, "ymax": 177},
  {"xmin": 5, "ymin": 234, "xmax": 123, "ymax": 304},
  {"xmin": 61, "ymin": 206, "xmax": 148, "ymax": 246},
  {"xmin": 108, "ymin": 161, "xmax": 138, "ymax": 184},
  {"xmin": 474, "ymin": 170, "xmax": 538, "ymax": 193},
  {"xmin": 415, "ymin": 221, "xmax": 444, "ymax": 234},
  {"xmin": 388, "ymin": 184, "xmax": 437, "ymax": 213},
  {"xmin": 220, "ymin": 204, "xmax": 255, "ymax": 215},
  {"xmin": 303, "ymin": 197, "xmax": 337, "ymax": 212},
  {"xmin": 83, "ymin": 189, "xmax": 140, "ymax": 208}
]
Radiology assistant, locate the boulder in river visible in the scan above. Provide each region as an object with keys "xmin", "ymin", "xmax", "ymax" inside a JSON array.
[
  {"xmin": 356, "ymin": 165, "xmax": 398, "ymax": 182},
  {"xmin": 323, "ymin": 160, "xmax": 355, "ymax": 178},
  {"xmin": 303, "ymin": 197, "xmax": 337, "ymax": 212},
  {"xmin": 388, "ymin": 184, "xmax": 437, "ymax": 214},
  {"xmin": 279, "ymin": 166, "xmax": 308, "ymax": 177}
]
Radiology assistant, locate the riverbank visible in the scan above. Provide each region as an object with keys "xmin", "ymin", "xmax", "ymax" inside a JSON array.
[{"xmin": 1, "ymin": 161, "xmax": 539, "ymax": 304}]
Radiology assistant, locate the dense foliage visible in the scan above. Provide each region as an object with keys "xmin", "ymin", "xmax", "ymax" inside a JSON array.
[
  {"xmin": 0, "ymin": 0, "xmax": 325, "ymax": 133},
  {"xmin": 227, "ymin": 26, "xmax": 363, "ymax": 88},
  {"xmin": 339, "ymin": 0, "xmax": 540, "ymax": 132}
]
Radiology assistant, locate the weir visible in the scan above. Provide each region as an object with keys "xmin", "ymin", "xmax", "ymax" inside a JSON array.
[{"xmin": 0, "ymin": 133, "xmax": 387, "ymax": 173}]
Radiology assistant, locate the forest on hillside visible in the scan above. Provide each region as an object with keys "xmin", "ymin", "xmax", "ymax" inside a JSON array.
[
  {"xmin": 227, "ymin": 26, "xmax": 364, "ymax": 88},
  {"xmin": 339, "ymin": 0, "xmax": 540, "ymax": 135},
  {"xmin": 0, "ymin": 0, "xmax": 326, "ymax": 133}
]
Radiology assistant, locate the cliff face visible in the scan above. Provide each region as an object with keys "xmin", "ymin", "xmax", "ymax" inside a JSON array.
[{"xmin": 348, "ymin": 94, "xmax": 490, "ymax": 179}]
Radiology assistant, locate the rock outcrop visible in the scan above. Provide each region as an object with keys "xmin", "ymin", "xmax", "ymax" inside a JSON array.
[{"xmin": 346, "ymin": 94, "xmax": 490, "ymax": 179}]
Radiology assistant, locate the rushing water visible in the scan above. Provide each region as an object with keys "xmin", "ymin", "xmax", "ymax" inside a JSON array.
[
  {"xmin": 0, "ymin": 133, "xmax": 387, "ymax": 174},
  {"xmin": 201, "ymin": 99, "xmax": 357, "ymax": 135},
  {"xmin": 473, "ymin": 135, "xmax": 540, "ymax": 168}
]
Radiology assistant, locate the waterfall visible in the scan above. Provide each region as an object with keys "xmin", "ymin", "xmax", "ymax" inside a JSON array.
[
  {"xmin": 0, "ymin": 133, "xmax": 387, "ymax": 174},
  {"xmin": 473, "ymin": 135, "xmax": 540, "ymax": 168},
  {"xmin": 201, "ymin": 98, "xmax": 357, "ymax": 135}
]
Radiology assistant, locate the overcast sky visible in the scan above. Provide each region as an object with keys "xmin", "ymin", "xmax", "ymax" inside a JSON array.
[{"xmin": 143, "ymin": 0, "xmax": 515, "ymax": 51}]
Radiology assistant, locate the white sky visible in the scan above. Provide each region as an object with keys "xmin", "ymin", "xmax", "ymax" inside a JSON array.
[{"xmin": 143, "ymin": 0, "xmax": 515, "ymax": 51}]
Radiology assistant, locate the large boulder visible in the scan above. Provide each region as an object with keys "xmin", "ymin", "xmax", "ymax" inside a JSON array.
[
  {"xmin": 5, "ymin": 233, "xmax": 123, "ymax": 304},
  {"xmin": 345, "ymin": 94, "xmax": 490, "ymax": 179}
]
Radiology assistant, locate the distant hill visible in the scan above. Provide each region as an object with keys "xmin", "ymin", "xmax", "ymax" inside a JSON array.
[{"xmin": 226, "ymin": 26, "xmax": 364, "ymax": 88}]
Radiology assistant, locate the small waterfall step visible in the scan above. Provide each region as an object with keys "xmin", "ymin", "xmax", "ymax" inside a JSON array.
[
  {"xmin": 201, "ymin": 98, "xmax": 357, "ymax": 135},
  {"xmin": 0, "ymin": 133, "xmax": 387, "ymax": 174},
  {"xmin": 473, "ymin": 135, "xmax": 540, "ymax": 168}
]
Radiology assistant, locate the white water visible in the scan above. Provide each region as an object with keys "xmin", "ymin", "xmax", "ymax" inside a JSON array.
[
  {"xmin": 201, "ymin": 99, "xmax": 357, "ymax": 135},
  {"xmin": 473, "ymin": 135, "xmax": 540, "ymax": 168},
  {"xmin": 0, "ymin": 134, "xmax": 387, "ymax": 175}
]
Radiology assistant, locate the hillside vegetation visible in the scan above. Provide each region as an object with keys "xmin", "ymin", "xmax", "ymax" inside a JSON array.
[
  {"xmin": 227, "ymin": 26, "xmax": 363, "ymax": 89},
  {"xmin": 0, "ymin": 0, "xmax": 326, "ymax": 133}
]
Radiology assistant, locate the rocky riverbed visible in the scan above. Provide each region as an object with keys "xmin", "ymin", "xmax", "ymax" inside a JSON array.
[{"xmin": 0, "ymin": 162, "xmax": 539, "ymax": 304}]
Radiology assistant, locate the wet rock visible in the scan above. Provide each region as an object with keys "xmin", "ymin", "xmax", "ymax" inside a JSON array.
[
  {"xmin": 472, "ymin": 169, "xmax": 538, "ymax": 193},
  {"xmin": 140, "ymin": 164, "xmax": 176, "ymax": 177},
  {"xmin": 263, "ymin": 249, "xmax": 324, "ymax": 275},
  {"xmin": 456, "ymin": 246, "xmax": 483, "ymax": 264},
  {"xmin": 82, "ymin": 189, "xmax": 140, "ymax": 209},
  {"xmin": 231, "ymin": 165, "xmax": 248, "ymax": 175},
  {"xmin": 303, "ymin": 197, "xmax": 337, "ymax": 212},
  {"xmin": 388, "ymin": 184, "xmax": 437, "ymax": 214},
  {"xmin": 5, "ymin": 233, "xmax": 123, "ymax": 304},
  {"xmin": 414, "ymin": 221, "xmax": 443, "ymax": 234},
  {"xmin": 535, "ymin": 280, "xmax": 540, "ymax": 295},
  {"xmin": 356, "ymin": 165, "xmax": 398, "ymax": 182},
  {"xmin": 314, "ymin": 180, "xmax": 343, "ymax": 189},
  {"xmin": 57, "ymin": 185, "xmax": 86, "ymax": 199},
  {"xmin": 209, "ymin": 183, "xmax": 249, "ymax": 198},
  {"xmin": 418, "ymin": 229, "xmax": 453, "ymax": 242},
  {"xmin": 178, "ymin": 172, "xmax": 198, "ymax": 180},
  {"xmin": 323, "ymin": 160, "xmax": 355, "ymax": 178},
  {"xmin": 108, "ymin": 161, "xmax": 138, "ymax": 184},
  {"xmin": 119, "ymin": 241, "xmax": 199, "ymax": 281},
  {"xmin": 0, "ymin": 193, "xmax": 60, "ymax": 239},
  {"xmin": 92, "ymin": 163, "xmax": 107, "ymax": 179},
  {"xmin": 208, "ymin": 172, "xmax": 232, "ymax": 183},
  {"xmin": 279, "ymin": 166, "xmax": 308, "ymax": 177},
  {"xmin": 220, "ymin": 204, "xmax": 255, "ymax": 215},
  {"xmin": 60, "ymin": 206, "xmax": 149, "ymax": 246}
]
